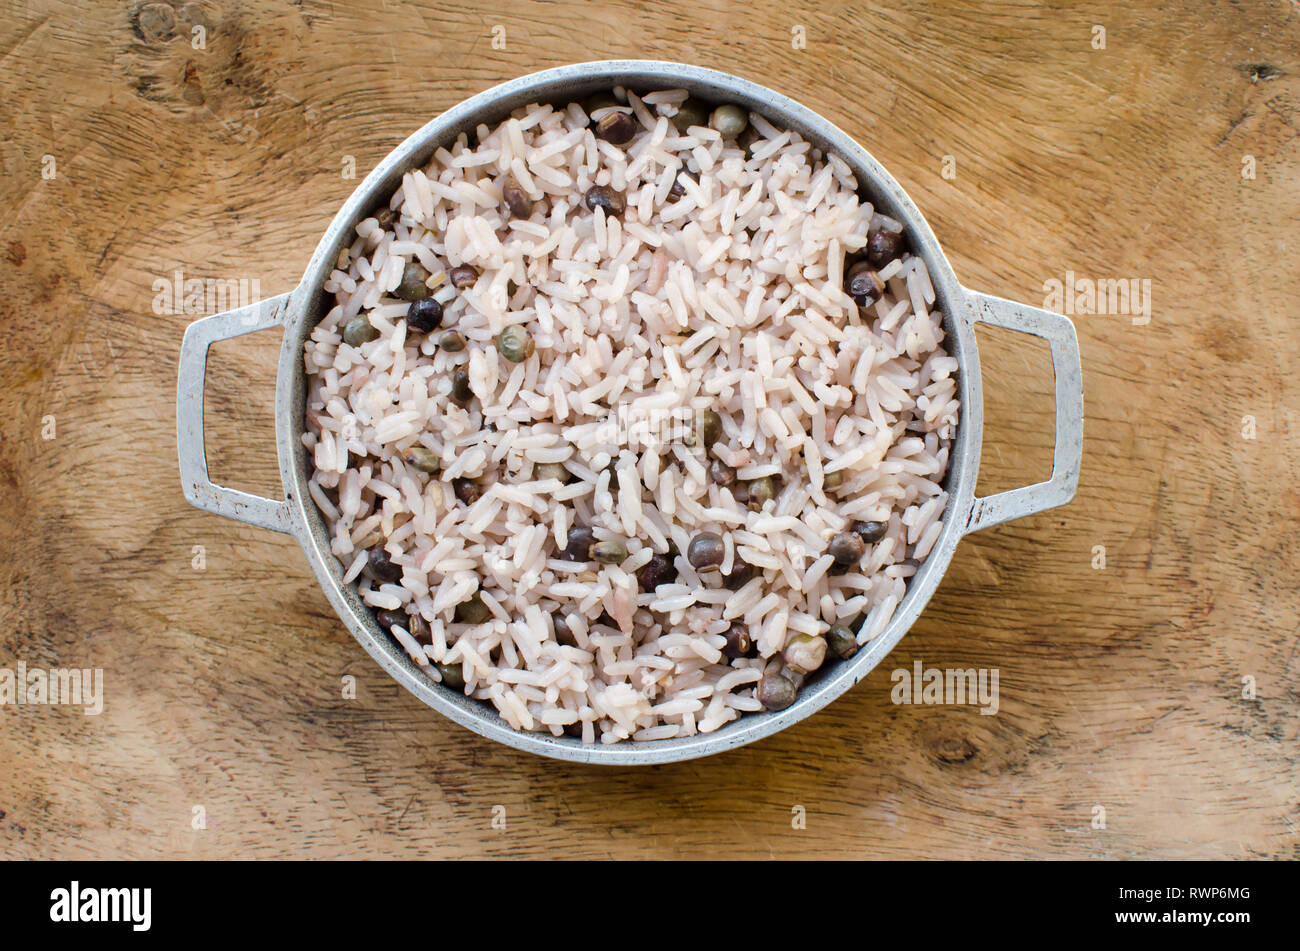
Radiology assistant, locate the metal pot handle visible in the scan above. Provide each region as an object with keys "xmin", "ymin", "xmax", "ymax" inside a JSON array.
[
  {"xmin": 177, "ymin": 292, "xmax": 296, "ymax": 534},
  {"xmin": 962, "ymin": 291, "xmax": 1084, "ymax": 533}
]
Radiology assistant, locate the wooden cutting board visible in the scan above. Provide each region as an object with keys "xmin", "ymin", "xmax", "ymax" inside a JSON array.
[{"xmin": 0, "ymin": 0, "xmax": 1296, "ymax": 859}]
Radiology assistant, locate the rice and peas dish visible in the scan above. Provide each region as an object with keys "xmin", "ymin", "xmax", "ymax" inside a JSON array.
[{"xmin": 302, "ymin": 87, "xmax": 959, "ymax": 744}]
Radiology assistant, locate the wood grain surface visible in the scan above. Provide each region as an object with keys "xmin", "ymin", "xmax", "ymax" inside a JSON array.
[{"xmin": 1, "ymin": 0, "xmax": 1297, "ymax": 860}]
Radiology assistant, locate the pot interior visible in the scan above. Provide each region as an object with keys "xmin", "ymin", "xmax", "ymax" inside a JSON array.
[{"xmin": 282, "ymin": 61, "xmax": 978, "ymax": 763}]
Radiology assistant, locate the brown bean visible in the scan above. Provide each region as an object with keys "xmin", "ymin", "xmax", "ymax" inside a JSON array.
[
  {"xmin": 852, "ymin": 520, "xmax": 888, "ymax": 544},
  {"xmin": 380, "ymin": 610, "xmax": 432, "ymax": 645},
  {"xmin": 595, "ymin": 110, "xmax": 638, "ymax": 144},
  {"xmin": 636, "ymin": 553, "xmax": 676, "ymax": 591},
  {"xmin": 502, "ymin": 175, "xmax": 533, "ymax": 219},
  {"xmin": 367, "ymin": 546, "xmax": 403, "ymax": 583},
  {"xmin": 721, "ymin": 623, "xmax": 753, "ymax": 659},
  {"xmin": 709, "ymin": 457, "xmax": 737, "ymax": 488},
  {"xmin": 405, "ymin": 613, "xmax": 432, "ymax": 644},
  {"xmin": 561, "ymin": 526, "xmax": 596, "ymax": 562},
  {"xmin": 405, "ymin": 297, "xmax": 443, "ymax": 333},
  {"xmin": 865, "ymin": 229, "xmax": 906, "ymax": 268},
  {"xmin": 375, "ymin": 609, "xmax": 404, "ymax": 631},
  {"xmin": 722, "ymin": 561, "xmax": 756, "ymax": 589},
  {"xmin": 687, "ymin": 532, "xmax": 725, "ymax": 570},
  {"xmin": 453, "ymin": 478, "xmax": 479, "ymax": 505},
  {"xmin": 828, "ymin": 531, "xmax": 866, "ymax": 565},
  {"xmin": 448, "ymin": 265, "xmax": 479, "ymax": 289},
  {"xmin": 757, "ymin": 672, "xmax": 797, "ymax": 711},
  {"xmin": 846, "ymin": 260, "xmax": 885, "ymax": 306},
  {"xmin": 584, "ymin": 184, "xmax": 625, "ymax": 217},
  {"xmin": 553, "ymin": 614, "xmax": 578, "ymax": 647},
  {"xmin": 451, "ymin": 368, "xmax": 474, "ymax": 404}
]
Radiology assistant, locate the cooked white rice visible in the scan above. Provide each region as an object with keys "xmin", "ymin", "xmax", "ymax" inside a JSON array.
[{"xmin": 302, "ymin": 88, "xmax": 959, "ymax": 744}]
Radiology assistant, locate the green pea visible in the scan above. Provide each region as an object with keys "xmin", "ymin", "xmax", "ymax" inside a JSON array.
[
  {"xmin": 672, "ymin": 98, "xmax": 709, "ymax": 133},
  {"xmin": 394, "ymin": 260, "xmax": 432, "ymax": 301},
  {"xmin": 710, "ymin": 104, "xmax": 748, "ymax": 139},
  {"xmin": 343, "ymin": 315, "xmax": 380, "ymax": 347},
  {"xmin": 826, "ymin": 625, "xmax": 859, "ymax": 660},
  {"xmin": 697, "ymin": 409, "xmax": 723, "ymax": 447},
  {"xmin": 454, "ymin": 593, "xmax": 491, "ymax": 624},
  {"xmin": 590, "ymin": 539, "xmax": 628, "ymax": 564},
  {"xmin": 405, "ymin": 447, "xmax": 441, "ymax": 473},
  {"xmin": 498, "ymin": 324, "xmax": 535, "ymax": 363},
  {"xmin": 438, "ymin": 330, "xmax": 466, "ymax": 352},
  {"xmin": 749, "ymin": 476, "xmax": 777, "ymax": 508},
  {"xmin": 583, "ymin": 91, "xmax": 620, "ymax": 118},
  {"xmin": 782, "ymin": 633, "xmax": 827, "ymax": 675},
  {"xmin": 436, "ymin": 662, "xmax": 465, "ymax": 690}
]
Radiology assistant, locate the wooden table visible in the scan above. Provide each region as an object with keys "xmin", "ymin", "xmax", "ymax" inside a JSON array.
[{"xmin": 1, "ymin": 0, "xmax": 1296, "ymax": 860}]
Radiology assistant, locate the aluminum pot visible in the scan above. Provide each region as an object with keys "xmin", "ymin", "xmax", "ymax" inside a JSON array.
[{"xmin": 177, "ymin": 60, "xmax": 1083, "ymax": 764}]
